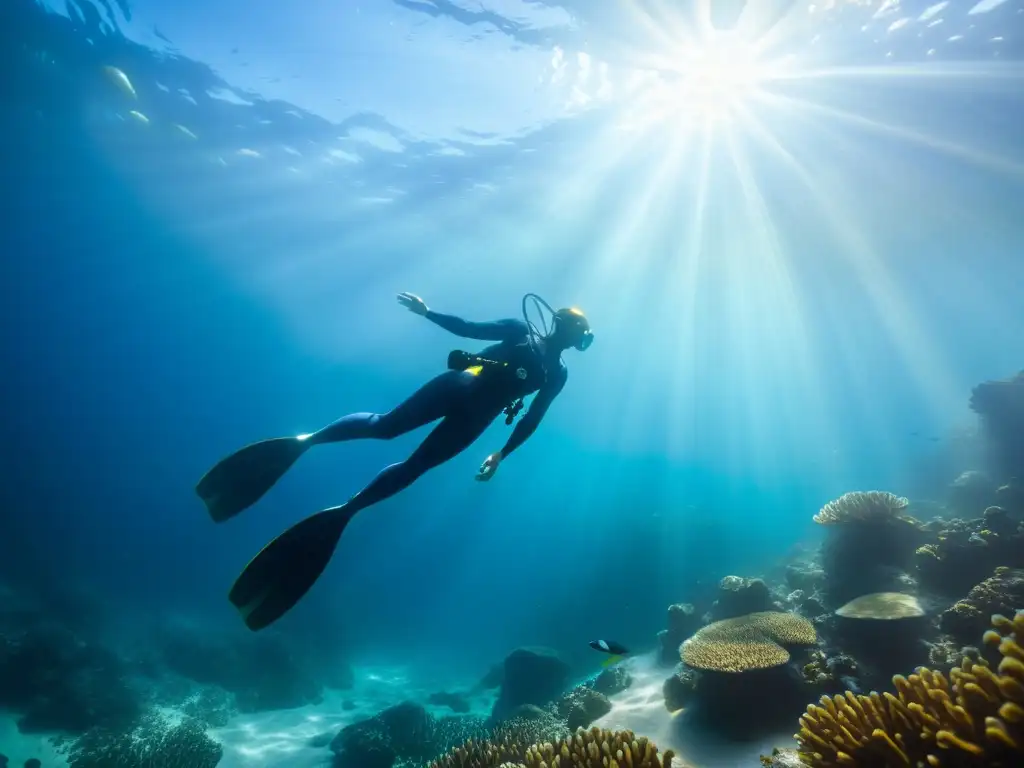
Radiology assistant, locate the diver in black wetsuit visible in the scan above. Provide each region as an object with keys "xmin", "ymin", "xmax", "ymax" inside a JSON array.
[{"xmin": 195, "ymin": 291, "xmax": 594, "ymax": 631}]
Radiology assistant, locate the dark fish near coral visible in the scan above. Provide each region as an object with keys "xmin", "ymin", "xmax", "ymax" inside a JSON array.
[{"xmin": 590, "ymin": 639, "xmax": 629, "ymax": 667}]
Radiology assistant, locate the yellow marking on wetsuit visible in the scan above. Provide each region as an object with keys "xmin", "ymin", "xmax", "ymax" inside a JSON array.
[{"xmin": 465, "ymin": 365, "xmax": 483, "ymax": 376}]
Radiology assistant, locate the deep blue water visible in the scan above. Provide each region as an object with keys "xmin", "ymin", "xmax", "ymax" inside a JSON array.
[{"xmin": 2, "ymin": 0, "xmax": 1023, "ymax": 685}]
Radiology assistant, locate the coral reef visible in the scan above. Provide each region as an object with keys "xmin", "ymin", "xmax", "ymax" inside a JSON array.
[
  {"xmin": 814, "ymin": 491, "xmax": 926, "ymax": 607},
  {"xmin": 491, "ymin": 647, "xmax": 570, "ymax": 721},
  {"xmin": 795, "ymin": 610, "xmax": 1024, "ymax": 766},
  {"xmin": 940, "ymin": 567, "xmax": 1024, "ymax": 649},
  {"xmin": 708, "ymin": 576, "xmax": 775, "ymax": 621},
  {"xmin": 54, "ymin": 712, "xmax": 223, "ymax": 768},
  {"xmin": 426, "ymin": 726, "xmax": 675, "ymax": 768},
  {"xmin": 916, "ymin": 515, "xmax": 1024, "ymax": 597}
]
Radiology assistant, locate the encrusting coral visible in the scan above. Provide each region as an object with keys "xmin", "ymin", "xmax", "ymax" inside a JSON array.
[
  {"xmin": 813, "ymin": 492, "xmax": 913, "ymax": 526},
  {"xmin": 681, "ymin": 612, "xmax": 817, "ymax": 673},
  {"xmin": 795, "ymin": 610, "xmax": 1024, "ymax": 766},
  {"xmin": 427, "ymin": 726, "xmax": 675, "ymax": 768}
]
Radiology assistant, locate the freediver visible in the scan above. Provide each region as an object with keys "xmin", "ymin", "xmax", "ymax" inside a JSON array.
[{"xmin": 196, "ymin": 291, "xmax": 594, "ymax": 631}]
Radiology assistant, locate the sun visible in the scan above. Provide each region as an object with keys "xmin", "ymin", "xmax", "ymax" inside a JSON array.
[{"xmin": 673, "ymin": 32, "xmax": 764, "ymax": 120}]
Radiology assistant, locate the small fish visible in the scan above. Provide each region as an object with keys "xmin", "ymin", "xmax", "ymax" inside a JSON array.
[
  {"xmin": 590, "ymin": 639, "xmax": 629, "ymax": 667},
  {"xmin": 128, "ymin": 110, "xmax": 149, "ymax": 124},
  {"xmin": 103, "ymin": 65, "xmax": 136, "ymax": 99}
]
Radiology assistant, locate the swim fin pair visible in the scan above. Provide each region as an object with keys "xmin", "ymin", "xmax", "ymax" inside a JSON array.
[{"xmin": 195, "ymin": 436, "xmax": 359, "ymax": 632}]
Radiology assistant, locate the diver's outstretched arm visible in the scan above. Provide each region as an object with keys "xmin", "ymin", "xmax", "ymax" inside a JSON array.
[
  {"xmin": 424, "ymin": 310, "xmax": 526, "ymax": 342},
  {"xmin": 398, "ymin": 291, "xmax": 525, "ymax": 341}
]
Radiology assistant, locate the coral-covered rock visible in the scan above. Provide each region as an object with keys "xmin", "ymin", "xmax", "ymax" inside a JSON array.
[
  {"xmin": 330, "ymin": 701, "xmax": 433, "ymax": 768},
  {"xmin": 662, "ymin": 663, "xmax": 698, "ymax": 712},
  {"xmin": 491, "ymin": 648, "xmax": 570, "ymax": 721},
  {"xmin": 939, "ymin": 566, "xmax": 1024, "ymax": 648},
  {"xmin": 709, "ymin": 576, "xmax": 773, "ymax": 621},
  {"xmin": 555, "ymin": 686, "xmax": 612, "ymax": 730},
  {"xmin": 592, "ymin": 665, "xmax": 632, "ymax": 696},
  {"xmin": 657, "ymin": 603, "xmax": 701, "ymax": 665}
]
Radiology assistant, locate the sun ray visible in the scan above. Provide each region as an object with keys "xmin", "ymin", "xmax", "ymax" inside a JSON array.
[
  {"xmin": 734, "ymin": 100, "xmax": 965, "ymax": 429},
  {"xmin": 771, "ymin": 60, "xmax": 1024, "ymax": 83},
  {"xmin": 722, "ymin": 117, "xmax": 840, "ymax": 477},
  {"xmin": 757, "ymin": 90, "xmax": 1024, "ymax": 178},
  {"xmin": 665, "ymin": 124, "xmax": 714, "ymax": 459}
]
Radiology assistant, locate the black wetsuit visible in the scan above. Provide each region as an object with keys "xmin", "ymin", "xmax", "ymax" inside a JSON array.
[{"xmin": 310, "ymin": 310, "xmax": 568, "ymax": 513}]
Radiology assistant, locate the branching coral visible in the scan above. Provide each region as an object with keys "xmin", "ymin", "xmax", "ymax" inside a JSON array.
[
  {"xmin": 55, "ymin": 712, "xmax": 223, "ymax": 768},
  {"xmin": 427, "ymin": 726, "xmax": 675, "ymax": 768},
  {"xmin": 795, "ymin": 610, "xmax": 1024, "ymax": 766},
  {"xmin": 813, "ymin": 492, "xmax": 911, "ymax": 526},
  {"xmin": 681, "ymin": 612, "xmax": 817, "ymax": 673}
]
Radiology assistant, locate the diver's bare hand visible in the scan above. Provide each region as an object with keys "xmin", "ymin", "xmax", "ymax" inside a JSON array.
[
  {"xmin": 475, "ymin": 452, "xmax": 502, "ymax": 481},
  {"xmin": 397, "ymin": 292, "xmax": 429, "ymax": 316}
]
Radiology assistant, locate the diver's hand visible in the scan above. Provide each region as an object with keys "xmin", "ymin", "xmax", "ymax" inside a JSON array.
[
  {"xmin": 475, "ymin": 452, "xmax": 502, "ymax": 482},
  {"xmin": 397, "ymin": 292, "xmax": 429, "ymax": 316}
]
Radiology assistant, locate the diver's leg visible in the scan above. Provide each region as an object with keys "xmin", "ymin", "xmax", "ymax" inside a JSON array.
[
  {"xmin": 339, "ymin": 406, "xmax": 497, "ymax": 515},
  {"xmin": 309, "ymin": 370, "xmax": 473, "ymax": 445}
]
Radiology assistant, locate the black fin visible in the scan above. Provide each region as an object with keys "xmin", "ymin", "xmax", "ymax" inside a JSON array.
[
  {"xmin": 228, "ymin": 506, "xmax": 357, "ymax": 631},
  {"xmin": 196, "ymin": 437, "xmax": 308, "ymax": 522}
]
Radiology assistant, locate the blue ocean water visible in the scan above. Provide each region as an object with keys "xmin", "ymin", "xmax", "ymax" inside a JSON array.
[{"xmin": 1, "ymin": 0, "xmax": 1023, "ymax": 766}]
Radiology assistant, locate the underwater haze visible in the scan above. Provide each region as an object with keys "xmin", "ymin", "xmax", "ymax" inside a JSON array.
[{"xmin": 1, "ymin": 0, "xmax": 1024, "ymax": 766}]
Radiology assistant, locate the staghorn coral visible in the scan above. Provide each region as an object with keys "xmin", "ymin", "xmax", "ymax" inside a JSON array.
[
  {"xmin": 795, "ymin": 610, "xmax": 1024, "ymax": 766},
  {"xmin": 681, "ymin": 612, "xmax": 817, "ymax": 673},
  {"xmin": 427, "ymin": 726, "xmax": 675, "ymax": 768},
  {"xmin": 813, "ymin": 491, "xmax": 911, "ymax": 526}
]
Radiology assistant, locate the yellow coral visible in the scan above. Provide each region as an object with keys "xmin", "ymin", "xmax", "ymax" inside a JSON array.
[
  {"xmin": 681, "ymin": 612, "xmax": 817, "ymax": 673},
  {"xmin": 813, "ymin": 491, "xmax": 910, "ymax": 526},
  {"xmin": 428, "ymin": 727, "xmax": 675, "ymax": 768},
  {"xmin": 796, "ymin": 610, "xmax": 1024, "ymax": 766}
]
